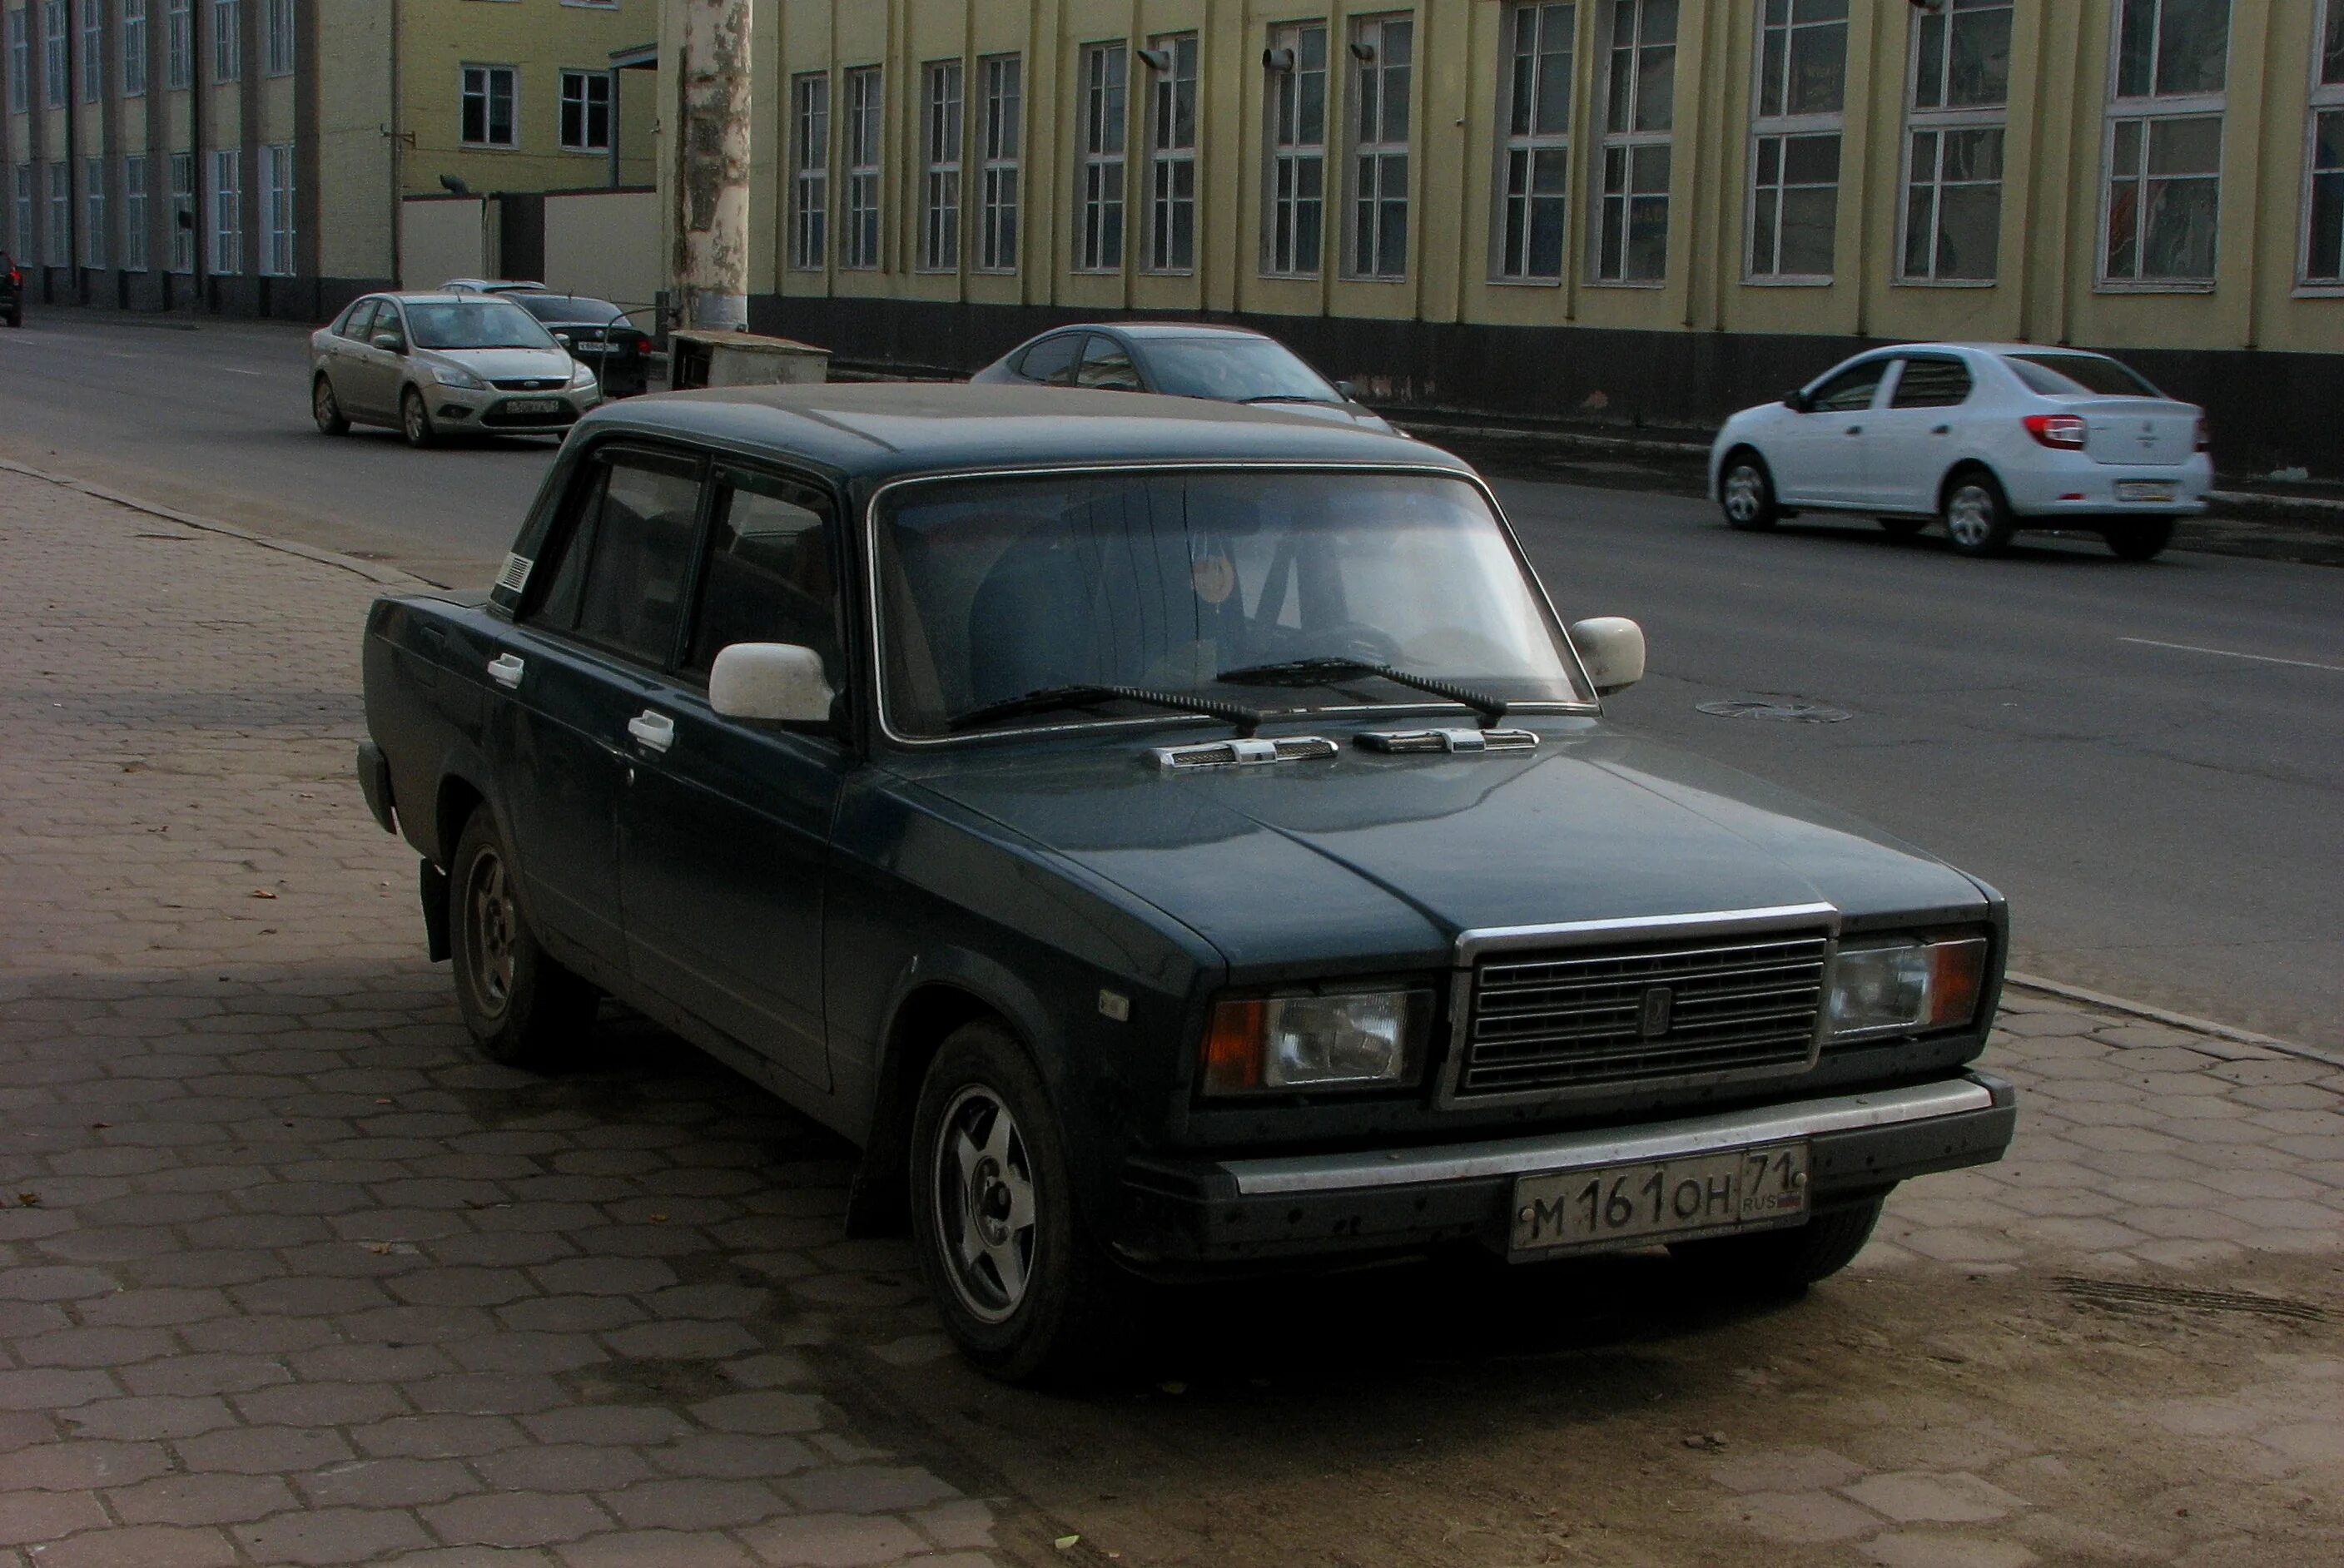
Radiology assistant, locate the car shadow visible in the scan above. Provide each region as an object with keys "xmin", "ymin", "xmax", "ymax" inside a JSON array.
[{"xmin": 1756, "ymin": 517, "xmax": 2167, "ymax": 566}]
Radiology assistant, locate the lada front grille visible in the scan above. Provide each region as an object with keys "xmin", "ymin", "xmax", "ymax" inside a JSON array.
[{"xmin": 1455, "ymin": 928, "xmax": 1830, "ymax": 1098}]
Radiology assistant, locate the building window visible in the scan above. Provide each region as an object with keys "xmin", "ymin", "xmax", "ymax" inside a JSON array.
[
  {"xmin": 2103, "ymin": 0, "xmax": 2228, "ymax": 285},
  {"xmin": 1263, "ymin": 22, "xmax": 1327, "ymax": 277},
  {"xmin": 2303, "ymin": 0, "xmax": 2344, "ymax": 282},
  {"xmin": 208, "ymin": 146, "xmax": 236, "ymax": 273},
  {"xmin": 921, "ymin": 58, "xmax": 961, "ymax": 272},
  {"xmin": 13, "ymin": 167, "xmax": 32, "ymax": 254},
  {"xmin": 559, "ymin": 69, "xmax": 610, "ymax": 152},
  {"xmin": 261, "ymin": 142, "xmax": 290, "ymax": 274},
  {"xmin": 842, "ymin": 65, "xmax": 881, "ymax": 269},
  {"xmin": 262, "ymin": 0, "xmax": 286, "ymax": 76},
  {"xmin": 976, "ymin": 53, "xmax": 1020, "ymax": 272},
  {"xmin": 788, "ymin": 72, "xmax": 827, "ymax": 271},
  {"xmin": 121, "ymin": 151, "xmax": 146, "ymax": 270},
  {"xmin": 1900, "ymin": 0, "xmax": 2009, "ymax": 281},
  {"xmin": 77, "ymin": 0, "xmax": 97, "ymax": 102},
  {"xmin": 7, "ymin": 10, "xmax": 26, "ymax": 109},
  {"xmin": 121, "ymin": 0, "xmax": 143, "ymax": 95},
  {"xmin": 42, "ymin": 0, "xmax": 64, "ymax": 106},
  {"xmin": 1345, "ymin": 15, "xmax": 1411, "ymax": 279},
  {"xmin": 1746, "ymin": 0, "xmax": 1845, "ymax": 281},
  {"xmin": 163, "ymin": 0, "xmax": 184, "ymax": 88},
  {"xmin": 167, "ymin": 148, "xmax": 191, "ymax": 271},
  {"xmin": 1593, "ymin": 0, "xmax": 1676, "ymax": 283},
  {"xmin": 211, "ymin": 0, "xmax": 236, "ymax": 82},
  {"xmin": 1494, "ymin": 2, "xmax": 1574, "ymax": 283},
  {"xmin": 45, "ymin": 159, "xmax": 66, "ymax": 265},
  {"xmin": 1075, "ymin": 41, "xmax": 1125, "ymax": 271},
  {"xmin": 80, "ymin": 155, "xmax": 102, "ymax": 265},
  {"xmin": 461, "ymin": 64, "xmax": 517, "ymax": 148},
  {"xmin": 1143, "ymin": 32, "xmax": 1197, "ymax": 272}
]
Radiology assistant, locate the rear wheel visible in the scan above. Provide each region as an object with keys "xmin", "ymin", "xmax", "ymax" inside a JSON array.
[
  {"xmin": 311, "ymin": 375, "xmax": 350, "ymax": 436},
  {"xmin": 1668, "ymin": 1196, "xmax": 1887, "ymax": 1290},
  {"xmin": 400, "ymin": 386, "xmax": 436, "ymax": 449},
  {"xmin": 1941, "ymin": 469, "xmax": 2016, "ymax": 557},
  {"xmin": 2103, "ymin": 519, "xmax": 2175, "ymax": 562},
  {"xmin": 1719, "ymin": 451, "xmax": 1780, "ymax": 532},
  {"xmin": 446, "ymin": 810, "xmax": 597, "ymax": 1069}
]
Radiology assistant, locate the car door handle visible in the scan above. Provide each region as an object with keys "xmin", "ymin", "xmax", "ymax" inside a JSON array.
[
  {"xmin": 486, "ymin": 653, "xmax": 525, "ymax": 689},
  {"xmin": 1844, "ymin": 424, "xmax": 1864, "ymax": 435},
  {"xmin": 627, "ymin": 710, "xmax": 675, "ymax": 754},
  {"xmin": 1931, "ymin": 424, "xmax": 1951, "ymax": 435}
]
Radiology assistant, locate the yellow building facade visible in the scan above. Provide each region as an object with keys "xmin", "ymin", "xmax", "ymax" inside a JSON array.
[{"xmin": 694, "ymin": 0, "xmax": 2344, "ymax": 469}]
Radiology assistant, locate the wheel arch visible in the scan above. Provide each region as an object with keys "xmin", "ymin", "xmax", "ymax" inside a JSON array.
[
  {"xmin": 1936, "ymin": 459, "xmax": 2004, "ymax": 513},
  {"xmin": 1716, "ymin": 442, "xmax": 1769, "ymax": 495},
  {"xmin": 846, "ymin": 975, "xmax": 1030, "ymax": 1240}
]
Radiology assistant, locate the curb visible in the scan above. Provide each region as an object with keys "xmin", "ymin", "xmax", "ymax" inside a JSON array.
[
  {"xmin": 0, "ymin": 457, "xmax": 439, "ymax": 593},
  {"xmin": 2004, "ymin": 970, "xmax": 2344, "ymax": 1072}
]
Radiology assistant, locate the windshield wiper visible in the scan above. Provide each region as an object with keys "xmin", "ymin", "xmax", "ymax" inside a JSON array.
[
  {"xmin": 946, "ymin": 682, "xmax": 1269, "ymax": 736},
  {"xmin": 1239, "ymin": 393, "xmax": 1338, "ymax": 405},
  {"xmin": 1216, "ymin": 657, "xmax": 1510, "ymax": 728}
]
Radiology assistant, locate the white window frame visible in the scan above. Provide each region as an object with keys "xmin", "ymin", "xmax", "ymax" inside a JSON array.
[
  {"xmin": 261, "ymin": 141, "xmax": 290, "ymax": 275},
  {"xmin": 1746, "ymin": 0, "xmax": 1846, "ymax": 284},
  {"xmin": 162, "ymin": 0, "xmax": 184, "ymax": 89},
  {"xmin": 2099, "ymin": 0, "xmax": 2229, "ymax": 290},
  {"xmin": 44, "ymin": 158, "xmax": 66, "ymax": 265},
  {"xmin": 42, "ymin": 0, "xmax": 64, "ymax": 107},
  {"xmin": 1074, "ymin": 41, "xmax": 1125, "ymax": 273},
  {"xmin": 211, "ymin": 0, "xmax": 236, "ymax": 83},
  {"xmin": 13, "ymin": 166, "xmax": 32, "ymax": 256},
  {"xmin": 1493, "ymin": 2, "xmax": 1576, "ymax": 285},
  {"xmin": 120, "ymin": 0, "xmax": 143, "ymax": 95},
  {"xmin": 842, "ymin": 64, "xmax": 881, "ymax": 270},
  {"xmin": 1262, "ymin": 21, "xmax": 1327, "ymax": 278},
  {"xmin": 920, "ymin": 58, "xmax": 961, "ymax": 273},
  {"xmin": 789, "ymin": 72, "xmax": 827, "ymax": 272},
  {"xmin": 1345, "ymin": 13, "xmax": 1412, "ymax": 280},
  {"xmin": 262, "ymin": 0, "xmax": 287, "ymax": 77},
  {"xmin": 7, "ymin": 9, "xmax": 24, "ymax": 108},
  {"xmin": 559, "ymin": 68, "xmax": 611, "ymax": 153},
  {"xmin": 208, "ymin": 145, "xmax": 237, "ymax": 274},
  {"xmin": 80, "ymin": 153, "xmax": 101, "ymax": 266},
  {"xmin": 1143, "ymin": 32, "xmax": 1197, "ymax": 274},
  {"xmin": 1898, "ymin": 0, "xmax": 2010, "ymax": 285},
  {"xmin": 77, "ymin": 0, "xmax": 98, "ymax": 102},
  {"xmin": 461, "ymin": 63, "xmax": 518, "ymax": 149},
  {"xmin": 1591, "ymin": 0, "xmax": 1676, "ymax": 285},
  {"xmin": 167, "ymin": 147, "xmax": 191, "ymax": 271},
  {"xmin": 976, "ymin": 52, "xmax": 1020, "ymax": 274},
  {"xmin": 2299, "ymin": 0, "xmax": 2344, "ymax": 286},
  {"xmin": 120, "ymin": 151, "xmax": 146, "ymax": 270}
]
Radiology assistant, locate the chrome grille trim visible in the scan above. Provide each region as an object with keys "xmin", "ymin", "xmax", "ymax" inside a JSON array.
[{"xmin": 1439, "ymin": 905, "xmax": 1840, "ymax": 1108}]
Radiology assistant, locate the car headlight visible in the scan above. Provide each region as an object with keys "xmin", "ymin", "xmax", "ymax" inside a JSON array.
[
  {"xmin": 567, "ymin": 362, "xmax": 598, "ymax": 388},
  {"xmin": 429, "ymin": 363, "xmax": 488, "ymax": 390},
  {"xmin": 1828, "ymin": 935, "xmax": 1989, "ymax": 1040},
  {"xmin": 1201, "ymin": 988, "xmax": 1433, "ymax": 1094}
]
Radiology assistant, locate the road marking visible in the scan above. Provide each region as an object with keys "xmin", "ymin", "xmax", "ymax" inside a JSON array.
[
  {"xmin": 2119, "ymin": 637, "xmax": 2344, "ymax": 675},
  {"xmin": 221, "ymin": 368, "xmax": 266, "ymax": 377}
]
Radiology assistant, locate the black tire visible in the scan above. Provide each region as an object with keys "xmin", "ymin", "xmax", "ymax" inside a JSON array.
[
  {"xmin": 2103, "ymin": 519, "xmax": 2175, "ymax": 562},
  {"xmin": 311, "ymin": 375, "xmax": 350, "ymax": 436},
  {"xmin": 910, "ymin": 1022, "xmax": 1133, "ymax": 1385},
  {"xmin": 400, "ymin": 386, "xmax": 436, "ymax": 449},
  {"xmin": 1718, "ymin": 449, "xmax": 1780, "ymax": 532},
  {"xmin": 1667, "ymin": 1196, "xmax": 1887, "ymax": 1290},
  {"xmin": 1941, "ymin": 469, "xmax": 2017, "ymax": 557},
  {"xmin": 446, "ymin": 809, "xmax": 597, "ymax": 1069},
  {"xmin": 1877, "ymin": 516, "xmax": 1927, "ymax": 539}
]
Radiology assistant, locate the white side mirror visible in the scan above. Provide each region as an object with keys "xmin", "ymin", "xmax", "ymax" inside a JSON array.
[
  {"xmin": 1569, "ymin": 616, "xmax": 1646, "ymax": 697},
  {"xmin": 709, "ymin": 643, "xmax": 833, "ymax": 724}
]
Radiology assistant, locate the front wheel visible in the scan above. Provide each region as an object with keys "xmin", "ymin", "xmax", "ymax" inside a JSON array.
[
  {"xmin": 1941, "ymin": 470, "xmax": 2016, "ymax": 557},
  {"xmin": 446, "ymin": 811, "xmax": 596, "ymax": 1069},
  {"xmin": 2103, "ymin": 519, "xmax": 2175, "ymax": 562},
  {"xmin": 400, "ymin": 386, "xmax": 436, "ymax": 449},
  {"xmin": 910, "ymin": 1023, "xmax": 1132, "ymax": 1384},
  {"xmin": 312, "ymin": 375, "xmax": 350, "ymax": 436},
  {"xmin": 1719, "ymin": 452, "xmax": 1780, "ymax": 532},
  {"xmin": 1668, "ymin": 1196, "xmax": 1888, "ymax": 1290}
]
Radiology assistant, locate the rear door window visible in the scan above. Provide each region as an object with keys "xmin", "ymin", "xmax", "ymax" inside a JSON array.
[
  {"xmin": 1075, "ymin": 335, "xmax": 1144, "ymax": 390},
  {"xmin": 1013, "ymin": 333, "xmax": 1083, "ymax": 385},
  {"xmin": 530, "ymin": 447, "xmax": 708, "ymax": 667},
  {"xmin": 1890, "ymin": 355, "xmax": 1974, "ymax": 409},
  {"xmin": 686, "ymin": 468, "xmax": 846, "ymax": 690}
]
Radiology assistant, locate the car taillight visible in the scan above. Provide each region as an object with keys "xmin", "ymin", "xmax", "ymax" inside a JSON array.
[
  {"xmin": 2194, "ymin": 414, "xmax": 2209, "ymax": 452},
  {"xmin": 7, "ymin": 269, "xmax": 18, "ymax": 286},
  {"xmin": 2023, "ymin": 414, "xmax": 2088, "ymax": 450}
]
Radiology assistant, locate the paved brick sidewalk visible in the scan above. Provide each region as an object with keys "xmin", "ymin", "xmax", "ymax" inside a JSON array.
[{"xmin": 2, "ymin": 469, "xmax": 2339, "ymax": 1568}]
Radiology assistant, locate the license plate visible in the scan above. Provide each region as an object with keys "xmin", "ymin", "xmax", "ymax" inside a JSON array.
[
  {"xmin": 2116, "ymin": 481, "xmax": 2174, "ymax": 502},
  {"xmin": 1510, "ymin": 1142, "xmax": 1811, "ymax": 1256},
  {"xmin": 503, "ymin": 399, "xmax": 562, "ymax": 415}
]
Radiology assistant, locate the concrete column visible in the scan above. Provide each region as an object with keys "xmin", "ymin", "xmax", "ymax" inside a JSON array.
[{"xmin": 672, "ymin": 0, "xmax": 752, "ymax": 330}]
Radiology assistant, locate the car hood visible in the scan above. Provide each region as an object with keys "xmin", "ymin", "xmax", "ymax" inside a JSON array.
[
  {"xmin": 424, "ymin": 346, "xmax": 577, "ymax": 380},
  {"xmin": 891, "ymin": 727, "xmax": 1991, "ymax": 976}
]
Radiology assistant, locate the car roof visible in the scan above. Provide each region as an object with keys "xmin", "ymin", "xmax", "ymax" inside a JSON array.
[
  {"xmin": 572, "ymin": 382, "xmax": 1456, "ymax": 487},
  {"xmin": 1034, "ymin": 321, "xmax": 1276, "ymax": 343},
  {"xmin": 373, "ymin": 292, "xmax": 534, "ymax": 305},
  {"xmin": 1871, "ymin": 341, "xmax": 2129, "ymax": 359}
]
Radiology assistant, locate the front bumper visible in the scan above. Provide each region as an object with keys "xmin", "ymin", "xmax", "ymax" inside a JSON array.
[
  {"xmin": 1119, "ymin": 1070, "xmax": 2016, "ymax": 1267},
  {"xmin": 422, "ymin": 380, "xmax": 600, "ymax": 434}
]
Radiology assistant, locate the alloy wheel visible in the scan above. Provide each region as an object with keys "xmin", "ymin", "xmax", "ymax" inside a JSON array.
[
  {"xmin": 931, "ymin": 1084, "xmax": 1039, "ymax": 1324},
  {"xmin": 313, "ymin": 380, "xmax": 339, "ymax": 429},
  {"xmin": 1724, "ymin": 464, "xmax": 1764, "ymax": 523},
  {"xmin": 1946, "ymin": 484, "xmax": 1997, "ymax": 548},
  {"xmin": 462, "ymin": 849, "xmax": 517, "ymax": 1020}
]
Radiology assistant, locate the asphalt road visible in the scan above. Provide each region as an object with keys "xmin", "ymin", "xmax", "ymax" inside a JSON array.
[{"xmin": 4, "ymin": 310, "xmax": 2337, "ymax": 1046}]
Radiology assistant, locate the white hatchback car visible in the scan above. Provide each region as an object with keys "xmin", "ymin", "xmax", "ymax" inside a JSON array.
[{"xmin": 1709, "ymin": 344, "xmax": 2211, "ymax": 560}]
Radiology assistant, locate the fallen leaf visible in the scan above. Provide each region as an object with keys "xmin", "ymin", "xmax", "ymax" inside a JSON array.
[
  {"xmin": 1054, "ymin": 1536, "xmax": 1080, "ymax": 1552},
  {"xmin": 648, "ymin": 1213, "xmax": 669, "ymax": 1223},
  {"xmin": 250, "ymin": 889, "xmax": 277, "ymax": 900},
  {"xmin": 1157, "ymin": 1381, "xmax": 1186, "ymax": 1396},
  {"xmin": 17, "ymin": 1193, "xmax": 42, "ymax": 1208}
]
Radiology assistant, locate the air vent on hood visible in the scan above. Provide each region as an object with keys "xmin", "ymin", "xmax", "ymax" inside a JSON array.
[
  {"xmin": 1356, "ymin": 727, "xmax": 1539, "ymax": 754},
  {"xmin": 1150, "ymin": 736, "xmax": 1339, "ymax": 772}
]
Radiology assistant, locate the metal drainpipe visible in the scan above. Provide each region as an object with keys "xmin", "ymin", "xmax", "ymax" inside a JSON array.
[{"xmin": 64, "ymin": 0, "xmax": 80, "ymax": 300}]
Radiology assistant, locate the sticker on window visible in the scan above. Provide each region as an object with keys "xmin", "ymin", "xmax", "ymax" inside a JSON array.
[{"xmin": 495, "ymin": 553, "xmax": 533, "ymax": 593}]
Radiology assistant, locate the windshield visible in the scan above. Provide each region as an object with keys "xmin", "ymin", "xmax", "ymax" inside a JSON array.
[
  {"xmin": 1143, "ymin": 338, "xmax": 1342, "ymax": 404},
  {"xmin": 2004, "ymin": 352, "xmax": 2162, "ymax": 398},
  {"xmin": 405, "ymin": 300, "xmax": 559, "ymax": 351},
  {"xmin": 516, "ymin": 295, "xmax": 628, "ymax": 325},
  {"xmin": 876, "ymin": 470, "xmax": 1586, "ymax": 737}
]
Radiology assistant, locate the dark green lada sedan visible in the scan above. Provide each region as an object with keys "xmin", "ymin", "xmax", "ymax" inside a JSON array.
[{"xmin": 357, "ymin": 384, "xmax": 2017, "ymax": 1382}]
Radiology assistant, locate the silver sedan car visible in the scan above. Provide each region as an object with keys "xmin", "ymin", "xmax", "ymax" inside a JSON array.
[{"xmin": 309, "ymin": 292, "xmax": 601, "ymax": 447}]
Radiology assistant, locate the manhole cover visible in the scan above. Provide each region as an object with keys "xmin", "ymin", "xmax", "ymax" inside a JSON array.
[{"xmin": 1696, "ymin": 699, "xmax": 1853, "ymax": 723}]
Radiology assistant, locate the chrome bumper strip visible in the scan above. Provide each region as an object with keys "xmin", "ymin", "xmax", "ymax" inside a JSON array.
[{"xmin": 1220, "ymin": 1076, "xmax": 1998, "ymax": 1197}]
